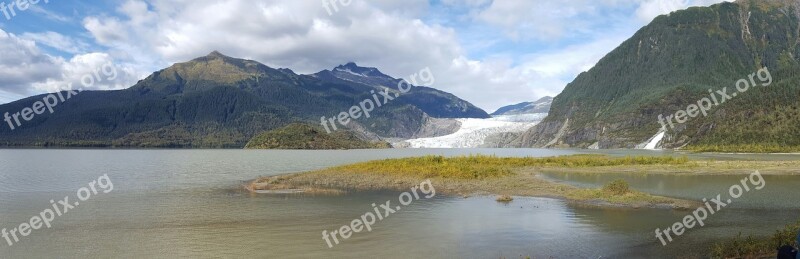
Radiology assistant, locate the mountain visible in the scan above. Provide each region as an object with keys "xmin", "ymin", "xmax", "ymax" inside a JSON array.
[
  {"xmin": 491, "ymin": 97, "xmax": 553, "ymax": 115},
  {"xmin": 314, "ymin": 62, "xmax": 489, "ymax": 119},
  {"xmin": 0, "ymin": 52, "xmax": 488, "ymax": 148},
  {"xmin": 517, "ymin": 0, "xmax": 800, "ymax": 152}
]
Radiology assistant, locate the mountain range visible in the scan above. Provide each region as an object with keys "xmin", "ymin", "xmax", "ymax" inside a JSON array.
[{"xmin": 0, "ymin": 51, "xmax": 487, "ymax": 147}]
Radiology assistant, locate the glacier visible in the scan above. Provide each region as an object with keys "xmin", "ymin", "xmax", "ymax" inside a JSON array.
[{"xmin": 399, "ymin": 113, "xmax": 547, "ymax": 148}]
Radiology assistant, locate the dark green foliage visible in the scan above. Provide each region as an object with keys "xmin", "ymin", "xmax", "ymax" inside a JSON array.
[
  {"xmin": 711, "ymin": 221, "xmax": 800, "ymax": 258},
  {"xmin": 602, "ymin": 179, "xmax": 631, "ymax": 196},
  {"xmin": 244, "ymin": 123, "xmax": 390, "ymax": 150},
  {"xmin": 540, "ymin": 1, "xmax": 800, "ymax": 151}
]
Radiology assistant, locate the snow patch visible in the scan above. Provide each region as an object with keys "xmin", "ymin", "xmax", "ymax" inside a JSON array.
[{"xmin": 335, "ymin": 67, "xmax": 369, "ymax": 77}]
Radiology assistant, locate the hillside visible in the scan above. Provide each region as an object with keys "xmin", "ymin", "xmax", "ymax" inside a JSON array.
[
  {"xmin": 517, "ymin": 0, "xmax": 800, "ymax": 152},
  {"xmin": 244, "ymin": 123, "xmax": 390, "ymax": 150},
  {"xmin": 0, "ymin": 52, "xmax": 488, "ymax": 148}
]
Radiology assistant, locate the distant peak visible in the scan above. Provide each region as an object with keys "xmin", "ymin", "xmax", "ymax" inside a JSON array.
[
  {"xmin": 331, "ymin": 62, "xmax": 391, "ymax": 79},
  {"xmin": 207, "ymin": 51, "xmax": 228, "ymax": 58},
  {"xmin": 334, "ymin": 62, "xmax": 364, "ymax": 70}
]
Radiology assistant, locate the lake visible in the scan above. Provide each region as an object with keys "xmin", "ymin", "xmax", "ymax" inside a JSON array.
[{"xmin": 0, "ymin": 149, "xmax": 797, "ymax": 258}]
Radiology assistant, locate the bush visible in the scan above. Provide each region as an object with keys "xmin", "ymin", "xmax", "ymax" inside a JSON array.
[
  {"xmin": 711, "ymin": 221, "xmax": 800, "ymax": 258},
  {"xmin": 602, "ymin": 179, "xmax": 631, "ymax": 196}
]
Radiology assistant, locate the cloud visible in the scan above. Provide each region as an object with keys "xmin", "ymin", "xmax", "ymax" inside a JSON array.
[
  {"xmin": 21, "ymin": 31, "xmax": 90, "ymax": 54},
  {"xmin": 0, "ymin": 29, "xmax": 62, "ymax": 95},
  {"xmin": 31, "ymin": 53, "xmax": 141, "ymax": 93},
  {"xmin": 635, "ymin": 0, "xmax": 730, "ymax": 23},
  {"xmin": 29, "ymin": 4, "xmax": 72, "ymax": 22},
  {"xmin": 83, "ymin": 16, "xmax": 130, "ymax": 44},
  {"xmin": 471, "ymin": 0, "xmax": 639, "ymax": 41},
  {"xmin": 0, "ymin": 29, "xmax": 141, "ymax": 101}
]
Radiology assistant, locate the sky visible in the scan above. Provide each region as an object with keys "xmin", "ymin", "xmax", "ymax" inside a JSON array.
[{"xmin": 0, "ymin": 0, "xmax": 728, "ymax": 112}]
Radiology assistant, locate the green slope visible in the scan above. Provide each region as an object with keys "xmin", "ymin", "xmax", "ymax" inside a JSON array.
[{"xmin": 520, "ymin": 0, "xmax": 800, "ymax": 152}]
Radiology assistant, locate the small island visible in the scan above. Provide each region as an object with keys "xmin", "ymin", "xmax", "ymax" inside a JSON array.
[
  {"xmin": 248, "ymin": 155, "xmax": 713, "ymax": 209},
  {"xmin": 244, "ymin": 123, "xmax": 391, "ymax": 150}
]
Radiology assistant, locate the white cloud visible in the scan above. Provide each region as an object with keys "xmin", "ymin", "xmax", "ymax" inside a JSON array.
[
  {"xmin": 635, "ymin": 0, "xmax": 729, "ymax": 23},
  {"xmin": 83, "ymin": 16, "xmax": 129, "ymax": 44},
  {"xmin": 21, "ymin": 31, "xmax": 90, "ymax": 54},
  {"xmin": 0, "ymin": 29, "xmax": 62, "ymax": 95},
  {"xmin": 31, "ymin": 53, "xmax": 141, "ymax": 93},
  {"xmin": 29, "ymin": 5, "xmax": 72, "ymax": 22},
  {"xmin": 0, "ymin": 29, "xmax": 141, "ymax": 101}
]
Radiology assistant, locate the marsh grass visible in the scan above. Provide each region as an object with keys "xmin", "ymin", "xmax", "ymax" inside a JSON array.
[
  {"xmin": 250, "ymin": 155, "xmax": 697, "ymax": 208},
  {"xmin": 564, "ymin": 179, "xmax": 673, "ymax": 205},
  {"xmin": 711, "ymin": 221, "xmax": 800, "ymax": 258},
  {"xmin": 322, "ymin": 155, "xmax": 689, "ymax": 180},
  {"xmin": 496, "ymin": 195, "xmax": 514, "ymax": 202}
]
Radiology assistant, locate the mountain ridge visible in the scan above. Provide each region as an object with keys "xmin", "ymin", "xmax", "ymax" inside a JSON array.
[
  {"xmin": 492, "ymin": 97, "xmax": 553, "ymax": 116},
  {"xmin": 0, "ymin": 52, "xmax": 488, "ymax": 148}
]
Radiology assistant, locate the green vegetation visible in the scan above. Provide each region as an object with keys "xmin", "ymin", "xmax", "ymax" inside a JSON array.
[
  {"xmin": 688, "ymin": 143, "xmax": 800, "ymax": 153},
  {"xmin": 567, "ymin": 179, "xmax": 672, "ymax": 205},
  {"xmin": 244, "ymin": 123, "xmax": 390, "ymax": 150},
  {"xmin": 527, "ymin": 0, "xmax": 800, "ymax": 151},
  {"xmin": 324, "ymin": 155, "xmax": 689, "ymax": 180},
  {"xmin": 601, "ymin": 179, "xmax": 631, "ymax": 195},
  {"xmin": 711, "ymin": 221, "xmax": 799, "ymax": 258},
  {"xmin": 250, "ymin": 155, "xmax": 696, "ymax": 208}
]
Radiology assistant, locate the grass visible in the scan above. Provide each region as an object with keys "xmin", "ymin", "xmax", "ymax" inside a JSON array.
[
  {"xmin": 688, "ymin": 144, "xmax": 800, "ymax": 153},
  {"xmin": 566, "ymin": 179, "xmax": 673, "ymax": 205},
  {"xmin": 710, "ymin": 221, "xmax": 799, "ymax": 258},
  {"xmin": 496, "ymin": 195, "xmax": 514, "ymax": 202},
  {"xmin": 320, "ymin": 154, "xmax": 690, "ymax": 180},
  {"xmin": 250, "ymin": 155, "xmax": 697, "ymax": 209}
]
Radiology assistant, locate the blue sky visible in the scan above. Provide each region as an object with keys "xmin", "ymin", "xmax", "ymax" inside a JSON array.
[{"xmin": 0, "ymin": 0, "xmax": 726, "ymax": 111}]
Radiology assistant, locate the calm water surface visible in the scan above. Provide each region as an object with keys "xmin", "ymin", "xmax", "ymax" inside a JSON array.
[{"xmin": 0, "ymin": 149, "xmax": 798, "ymax": 258}]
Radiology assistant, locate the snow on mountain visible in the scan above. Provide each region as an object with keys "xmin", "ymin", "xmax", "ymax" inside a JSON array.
[
  {"xmin": 491, "ymin": 97, "xmax": 553, "ymax": 115},
  {"xmin": 400, "ymin": 113, "xmax": 547, "ymax": 148}
]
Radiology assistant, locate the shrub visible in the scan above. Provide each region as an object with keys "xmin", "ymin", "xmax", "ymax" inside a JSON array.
[
  {"xmin": 711, "ymin": 221, "xmax": 800, "ymax": 258},
  {"xmin": 602, "ymin": 179, "xmax": 631, "ymax": 196}
]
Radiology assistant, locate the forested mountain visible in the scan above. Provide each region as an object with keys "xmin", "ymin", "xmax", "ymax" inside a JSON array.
[
  {"xmin": 0, "ymin": 52, "xmax": 487, "ymax": 148},
  {"xmin": 517, "ymin": 0, "xmax": 800, "ymax": 152}
]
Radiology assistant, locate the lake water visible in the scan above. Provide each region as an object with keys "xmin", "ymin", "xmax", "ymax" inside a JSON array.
[{"xmin": 0, "ymin": 149, "xmax": 798, "ymax": 258}]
